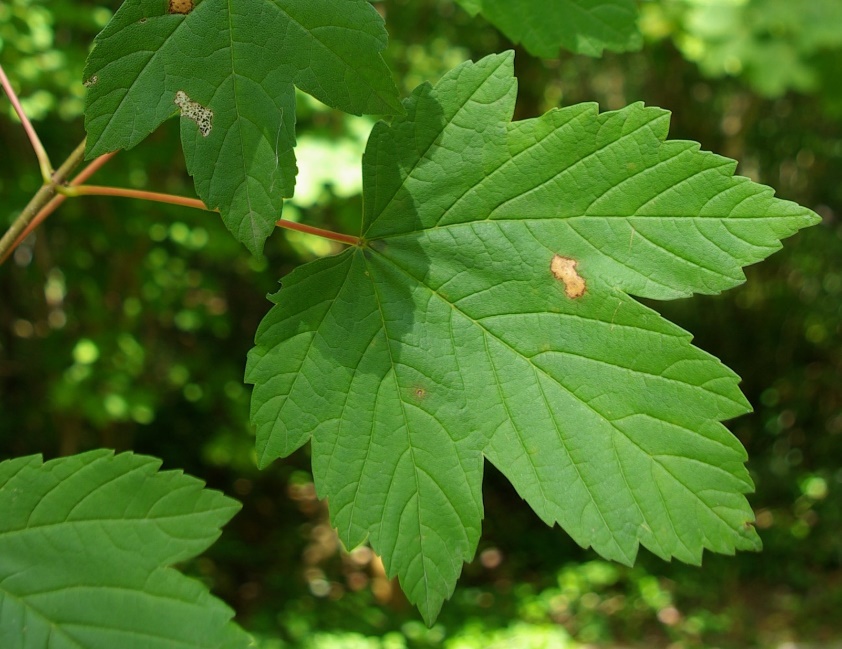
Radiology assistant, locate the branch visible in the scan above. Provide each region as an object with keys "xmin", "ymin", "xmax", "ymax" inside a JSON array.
[
  {"xmin": 0, "ymin": 151, "xmax": 118, "ymax": 266},
  {"xmin": 0, "ymin": 141, "xmax": 87, "ymax": 264},
  {"xmin": 0, "ymin": 62, "xmax": 53, "ymax": 181}
]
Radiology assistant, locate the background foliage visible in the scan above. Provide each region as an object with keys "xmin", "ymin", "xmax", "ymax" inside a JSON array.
[{"xmin": 2, "ymin": 0, "xmax": 842, "ymax": 647}]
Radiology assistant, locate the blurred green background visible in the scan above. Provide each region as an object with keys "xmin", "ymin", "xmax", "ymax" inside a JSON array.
[{"xmin": 2, "ymin": 1, "xmax": 842, "ymax": 647}]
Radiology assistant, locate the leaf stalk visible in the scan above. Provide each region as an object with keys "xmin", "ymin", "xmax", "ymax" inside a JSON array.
[
  {"xmin": 64, "ymin": 185, "xmax": 361, "ymax": 246},
  {"xmin": 0, "ymin": 62, "xmax": 54, "ymax": 182},
  {"xmin": 2, "ymin": 142, "xmax": 359, "ymax": 267}
]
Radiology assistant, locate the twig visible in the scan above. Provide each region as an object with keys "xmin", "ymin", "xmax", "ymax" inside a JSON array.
[
  {"xmin": 0, "ymin": 140, "xmax": 87, "ymax": 264},
  {"xmin": 0, "ymin": 151, "xmax": 118, "ymax": 265}
]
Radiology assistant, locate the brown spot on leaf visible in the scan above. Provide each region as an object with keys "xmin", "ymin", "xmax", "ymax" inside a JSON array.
[
  {"xmin": 550, "ymin": 254, "xmax": 586, "ymax": 299},
  {"xmin": 83, "ymin": 75, "xmax": 98, "ymax": 88},
  {"xmin": 174, "ymin": 90, "xmax": 213, "ymax": 137},
  {"xmin": 414, "ymin": 387, "xmax": 426, "ymax": 399},
  {"xmin": 168, "ymin": 0, "xmax": 194, "ymax": 14}
]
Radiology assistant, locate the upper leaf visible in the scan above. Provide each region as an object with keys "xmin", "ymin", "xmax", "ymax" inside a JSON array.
[
  {"xmin": 83, "ymin": 0, "xmax": 402, "ymax": 255},
  {"xmin": 0, "ymin": 450, "xmax": 248, "ymax": 649},
  {"xmin": 247, "ymin": 52, "xmax": 819, "ymax": 623},
  {"xmin": 456, "ymin": 0, "xmax": 642, "ymax": 58}
]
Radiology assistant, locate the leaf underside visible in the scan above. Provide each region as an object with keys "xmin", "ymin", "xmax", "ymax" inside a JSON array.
[
  {"xmin": 456, "ymin": 0, "xmax": 642, "ymax": 57},
  {"xmin": 0, "ymin": 450, "xmax": 247, "ymax": 649},
  {"xmin": 247, "ymin": 52, "xmax": 818, "ymax": 624},
  {"xmin": 83, "ymin": 0, "xmax": 402, "ymax": 255}
]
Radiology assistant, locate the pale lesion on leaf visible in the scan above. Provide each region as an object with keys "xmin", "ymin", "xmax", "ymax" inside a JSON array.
[
  {"xmin": 174, "ymin": 90, "xmax": 213, "ymax": 137},
  {"xmin": 550, "ymin": 254, "xmax": 586, "ymax": 299},
  {"xmin": 168, "ymin": 0, "xmax": 194, "ymax": 14}
]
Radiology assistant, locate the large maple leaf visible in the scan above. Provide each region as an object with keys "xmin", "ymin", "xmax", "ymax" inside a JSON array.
[{"xmin": 246, "ymin": 52, "xmax": 819, "ymax": 623}]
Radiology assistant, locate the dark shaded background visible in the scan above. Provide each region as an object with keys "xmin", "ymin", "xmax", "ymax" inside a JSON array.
[{"xmin": 2, "ymin": 1, "xmax": 842, "ymax": 647}]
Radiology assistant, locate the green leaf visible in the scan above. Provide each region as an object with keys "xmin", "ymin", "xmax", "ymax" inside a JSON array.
[
  {"xmin": 456, "ymin": 0, "xmax": 641, "ymax": 57},
  {"xmin": 247, "ymin": 52, "xmax": 819, "ymax": 623},
  {"xmin": 83, "ymin": 0, "xmax": 402, "ymax": 255},
  {"xmin": 0, "ymin": 450, "xmax": 248, "ymax": 649}
]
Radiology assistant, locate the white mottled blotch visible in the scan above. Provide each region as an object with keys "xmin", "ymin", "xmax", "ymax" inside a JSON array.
[{"xmin": 174, "ymin": 90, "xmax": 213, "ymax": 137}]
